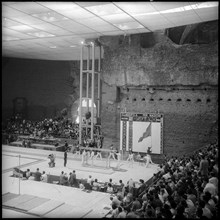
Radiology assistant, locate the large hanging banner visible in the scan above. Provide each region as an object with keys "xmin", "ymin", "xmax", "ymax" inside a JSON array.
[{"xmin": 120, "ymin": 112, "xmax": 163, "ymax": 154}]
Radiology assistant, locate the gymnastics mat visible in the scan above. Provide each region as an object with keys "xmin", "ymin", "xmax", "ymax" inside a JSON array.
[
  {"xmin": 3, "ymin": 194, "xmax": 36, "ymax": 208},
  {"xmin": 43, "ymin": 203, "xmax": 75, "ymax": 218},
  {"xmin": 2, "ymin": 192, "xmax": 20, "ymax": 203},
  {"xmin": 15, "ymin": 196, "xmax": 50, "ymax": 211},
  {"xmin": 27, "ymin": 199, "xmax": 64, "ymax": 216}
]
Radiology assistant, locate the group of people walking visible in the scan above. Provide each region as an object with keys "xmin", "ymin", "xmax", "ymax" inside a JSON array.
[{"xmin": 62, "ymin": 142, "xmax": 154, "ymax": 169}]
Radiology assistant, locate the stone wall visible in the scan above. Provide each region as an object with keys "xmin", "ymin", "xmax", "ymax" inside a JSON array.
[
  {"xmin": 2, "ymin": 29, "xmax": 218, "ymax": 156},
  {"xmin": 99, "ymin": 31, "xmax": 218, "ymax": 155}
]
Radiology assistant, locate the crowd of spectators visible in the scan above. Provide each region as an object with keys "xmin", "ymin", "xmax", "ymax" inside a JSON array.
[
  {"xmin": 2, "ymin": 114, "xmax": 102, "ymax": 144},
  {"xmin": 12, "ymin": 139, "xmax": 218, "ymax": 218},
  {"xmin": 104, "ymin": 140, "xmax": 218, "ymax": 218}
]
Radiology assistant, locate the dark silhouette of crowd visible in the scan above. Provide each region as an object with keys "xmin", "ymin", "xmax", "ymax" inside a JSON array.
[{"xmin": 2, "ymin": 114, "xmax": 102, "ymax": 144}]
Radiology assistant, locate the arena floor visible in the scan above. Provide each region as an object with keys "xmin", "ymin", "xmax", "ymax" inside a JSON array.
[{"xmin": 2, "ymin": 145, "xmax": 158, "ymax": 218}]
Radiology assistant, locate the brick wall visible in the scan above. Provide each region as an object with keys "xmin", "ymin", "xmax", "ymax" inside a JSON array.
[{"xmin": 99, "ymin": 32, "xmax": 218, "ymax": 156}]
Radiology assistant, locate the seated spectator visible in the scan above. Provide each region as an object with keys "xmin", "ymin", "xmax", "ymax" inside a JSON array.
[
  {"xmin": 92, "ymin": 179, "xmax": 100, "ymax": 191},
  {"xmin": 63, "ymin": 173, "xmax": 69, "ymax": 186},
  {"xmin": 131, "ymin": 197, "xmax": 141, "ymax": 212},
  {"xmin": 111, "ymin": 203, "xmax": 119, "ymax": 218},
  {"xmin": 60, "ymin": 171, "xmax": 68, "ymax": 185},
  {"xmin": 117, "ymin": 206, "xmax": 126, "ymax": 218},
  {"xmin": 198, "ymin": 199, "xmax": 213, "ymax": 219},
  {"xmin": 87, "ymin": 175, "xmax": 93, "ymax": 185},
  {"xmin": 28, "ymin": 173, "xmax": 35, "ymax": 181},
  {"xmin": 41, "ymin": 171, "xmax": 47, "ymax": 182},
  {"xmin": 13, "ymin": 167, "xmax": 25, "ymax": 178},
  {"xmin": 187, "ymin": 188, "xmax": 197, "ymax": 205},
  {"xmin": 127, "ymin": 178, "xmax": 135, "ymax": 194},
  {"xmin": 107, "ymin": 183, "xmax": 114, "ymax": 194},
  {"xmin": 126, "ymin": 207, "xmax": 139, "ymax": 218},
  {"xmin": 144, "ymin": 204, "xmax": 156, "ymax": 218},
  {"xmin": 34, "ymin": 168, "xmax": 41, "ymax": 181},
  {"xmin": 199, "ymin": 155, "xmax": 209, "ymax": 178},
  {"xmin": 208, "ymin": 172, "xmax": 218, "ymax": 189},
  {"xmin": 137, "ymin": 179, "xmax": 146, "ymax": 196},
  {"xmin": 117, "ymin": 179, "xmax": 125, "ymax": 193},
  {"xmin": 203, "ymin": 178, "xmax": 218, "ymax": 197},
  {"xmin": 69, "ymin": 170, "xmax": 77, "ymax": 187},
  {"xmin": 26, "ymin": 169, "xmax": 31, "ymax": 179},
  {"xmin": 110, "ymin": 195, "xmax": 121, "ymax": 208},
  {"xmin": 79, "ymin": 181, "xmax": 85, "ymax": 190},
  {"xmin": 116, "ymin": 191, "xmax": 124, "ymax": 202},
  {"xmin": 123, "ymin": 193, "xmax": 133, "ymax": 208}
]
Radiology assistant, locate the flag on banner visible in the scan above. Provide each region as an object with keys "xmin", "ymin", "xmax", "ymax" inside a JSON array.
[{"xmin": 138, "ymin": 122, "xmax": 151, "ymax": 142}]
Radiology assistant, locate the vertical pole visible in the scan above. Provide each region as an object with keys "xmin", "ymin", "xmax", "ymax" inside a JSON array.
[
  {"xmin": 18, "ymin": 155, "xmax": 20, "ymax": 195},
  {"xmin": 91, "ymin": 43, "xmax": 95, "ymax": 141},
  {"xmin": 86, "ymin": 46, "xmax": 90, "ymax": 136},
  {"xmin": 97, "ymin": 46, "xmax": 101, "ymax": 118},
  {"xmin": 79, "ymin": 46, "xmax": 83, "ymax": 145}
]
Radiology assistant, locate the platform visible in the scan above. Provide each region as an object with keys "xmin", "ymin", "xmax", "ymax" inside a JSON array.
[{"xmin": 2, "ymin": 145, "xmax": 159, "ymax": 218}]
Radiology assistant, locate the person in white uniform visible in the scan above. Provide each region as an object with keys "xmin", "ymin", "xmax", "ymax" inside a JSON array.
[
  {"xmin": 82, "ymin": 149, "xmax": 86, "ymax": 165},
  {"xmin": 115, "ymin": 150, "xmax": 122, "ymax": 169},
  {"xmin": 145, "ymin": 154, "xmax": 151, "ymax": 168},
  {"xmin": 95, "ymin": 139, "xmax": 102, "ymax": 160},
  {"xmin": 90, "ymin": 150, "xmax": 95, "ymax": 166},
  {"xmin": 73, "ymin": 144, "xmax": 81, "ymax": 158},
  {"xmin": 127, "ymin": 150, "xmax": 134, "ymax": 167},
  {"xmin": 108, "ymin": 145, "xmax": 116, "ymax": 160}
]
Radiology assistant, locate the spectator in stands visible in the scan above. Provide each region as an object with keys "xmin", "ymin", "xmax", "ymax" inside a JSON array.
[
  {"xmin": 26, "ymin": 169, "xmax": 31, "ymax": 179},
  {"xmin": 60, "ymin": 171, "xmax": 66, "ymax": 185},
  {"xmin": 131, "ymin": 196, "xmax": 141, "ymax": 212},
  {"xmin": 63, "ymin": 173, "xmax": 69, "ymax": 186},
  {"xmin": 107, "ymin": 183, "xmax": 114, "ymax": 194},
  {"xmin": 199, "ymin": 155, "xmax": 209, "ymax": 178},
  {"xmin": 79, "ymin": 181, "xmax": 85, "ymax": 190},
  {"xmin": 117, "ymin": 206, "xmax": 126, "ymax": 218},
  {"xmin": 41, "ymin": 171, "xmax": 47, "ymax": 182},
  {"xmin": 117, "ymin": 180, "xmax": 125, "ymax": 194},
  {"xmin": 127, "ymin": 178, "xmax": 135, "ymax": 194},
  {"xmin": 110, "ymin": 195, "xmax": 121, "ymax": 208},
  {"xmin": 126, "ymin": 206, "xmax": 139, "ymax": 218},
  {"xmin": 92, "ymin": 179, "xmax": 100, "ymax": 191},
  {"xmin": 87, "ymin": 175, "xmax": 93, "ymax": 185},
  {"xmin": 69, "ymin": 170, "xmax": 77, "ymax": 187},
  {"xmin": 34, "ymin": 168, "xmax": 41, "ymax": 181},
  {"xmin": 111, "ymin": 203, "xmax": 119, "ymax": 218},
  {"xmin": 203, "ymin": 177, "xmax": 218, "ymax": 197},
  {"xmin": 28, "ymin": 173, "xmax": 35, "ymax": 181}
]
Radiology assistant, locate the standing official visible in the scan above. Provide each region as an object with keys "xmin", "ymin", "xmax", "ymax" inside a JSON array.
[{"xmin": 64, "ymin": 150, "xmax": 67, "ymax": 167}]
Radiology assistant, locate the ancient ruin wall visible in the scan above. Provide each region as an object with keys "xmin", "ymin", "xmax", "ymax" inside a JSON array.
[{"xmin": 100, "ymin": 32, "xmax": 218, "ymax": 155}]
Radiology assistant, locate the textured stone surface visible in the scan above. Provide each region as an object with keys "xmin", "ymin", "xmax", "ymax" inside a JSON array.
[
  {"xmin": 99, "ymin": 31, "xmax": 218, "ymax": 156},
  {"xmin": 2, "ymin": 26, "xmax": 218, "ymax": 157},
  {"xmin": 101, "ymin": 32, "xmax": 218, "ymax": 87}
]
